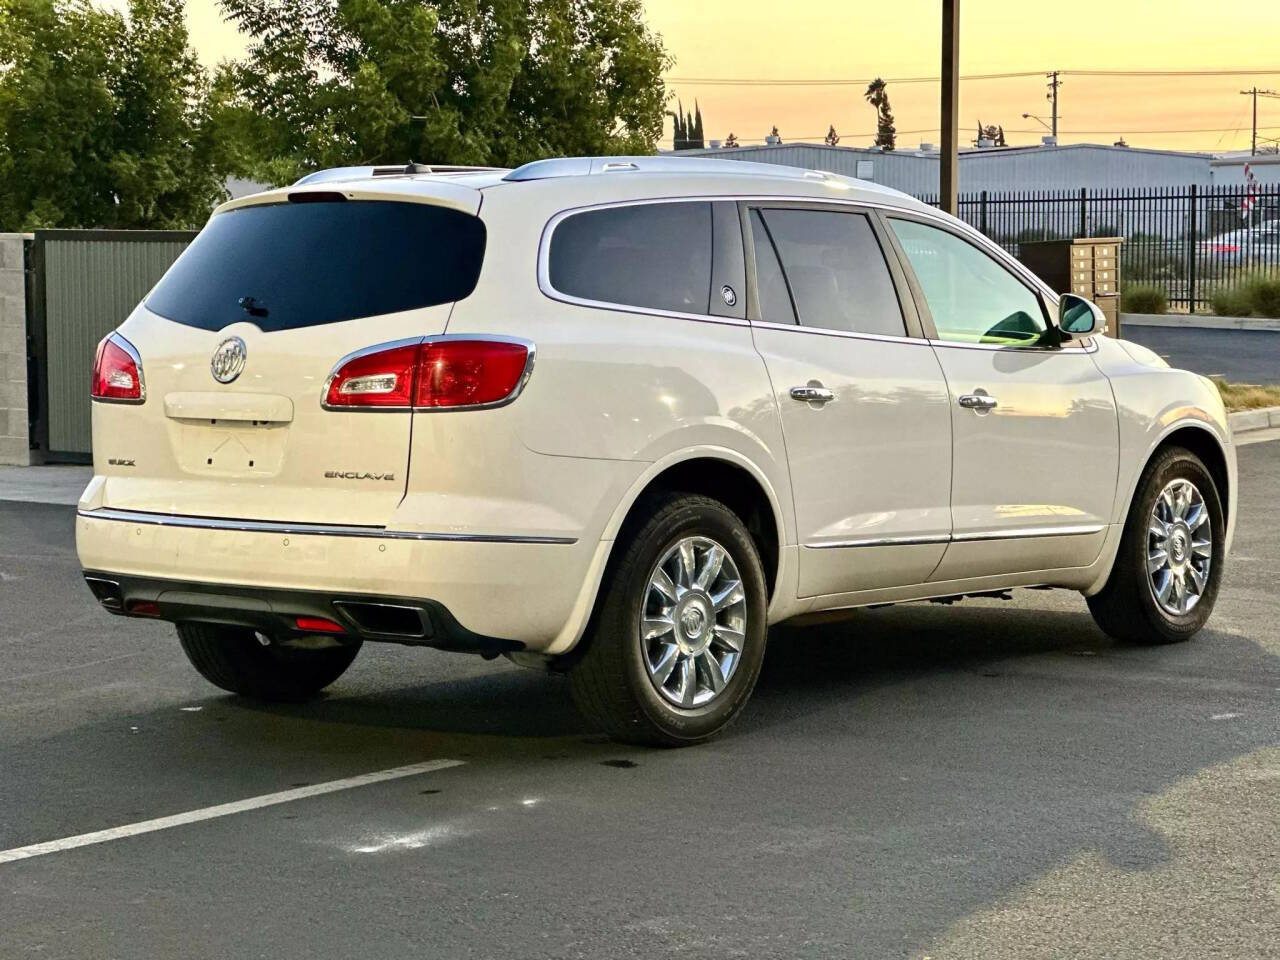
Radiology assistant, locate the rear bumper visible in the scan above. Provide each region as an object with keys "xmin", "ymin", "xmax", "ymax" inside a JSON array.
[
  {"xmin": 81, "ymin": 570, "xmax": 522, "ymax": 654},
  {"xmin": 76, "ymin": 508, "xmax": 600, "ymax": 652}
]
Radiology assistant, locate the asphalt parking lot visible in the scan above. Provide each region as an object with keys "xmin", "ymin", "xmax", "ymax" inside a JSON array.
[
  {"xmin": 1123, "ymin": 324, "xmax": 1280, "ymax": 384},
  {"xmin": 2, "ymin": 438, "xmax": 1278, "ymax": 960}
]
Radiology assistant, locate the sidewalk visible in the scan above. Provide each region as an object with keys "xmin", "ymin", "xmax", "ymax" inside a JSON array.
[
  {"xmin": 0, "ymin": 465, "xmax": 91, "ymax": 506},
  {"xmin": 1123, "ymin": 312, "xmax": 1280, "ymax": 332}
]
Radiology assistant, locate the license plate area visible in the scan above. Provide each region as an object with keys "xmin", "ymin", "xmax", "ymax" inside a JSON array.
[{"xmin": 170, "ymin": 418, "xmax": 289, "ymax": 477}]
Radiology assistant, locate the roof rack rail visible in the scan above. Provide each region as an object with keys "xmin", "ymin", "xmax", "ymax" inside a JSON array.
[
  {"xmin": 293, "ymin": 164, "xmax": 506, "ymax": 186},
  {"xmin": 501, "ymin": 155, "xmax": 866, "ymax": 186}
]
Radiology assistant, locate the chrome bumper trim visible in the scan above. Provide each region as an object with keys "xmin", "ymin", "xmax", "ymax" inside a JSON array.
[{"xmin": 77, "ymin": 508, "xmax": 577, "ymax": 545}]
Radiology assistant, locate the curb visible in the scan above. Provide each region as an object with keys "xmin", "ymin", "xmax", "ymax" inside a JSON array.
[
  {"xmin": 1123, "ymin": 313, "xmax": 1280, "ymax": 332},
  {"xmin": 1228, "ymin": 404, "xmax": 1280, "ymax": 435}
]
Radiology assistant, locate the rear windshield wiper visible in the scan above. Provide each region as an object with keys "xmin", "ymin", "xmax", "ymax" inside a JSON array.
[{"xmin": 238, "ymin": 296, "xmax": 269, "ymax": 318}]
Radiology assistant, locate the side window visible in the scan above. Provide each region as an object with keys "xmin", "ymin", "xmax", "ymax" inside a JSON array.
[
  {"xmin": 888, "ymin": 218, "xmax": 1048, "ymax": 346},
  {"xmin": 749, "ymin": 210, "xmax": 796, "ymax": 324},
  {"xmin": 548, "ymin": 202, "xmax": 712, "ymax": 315},
  {"xmin": 758, "ymin": 208, "xmax": 907, "ymax": 337}
]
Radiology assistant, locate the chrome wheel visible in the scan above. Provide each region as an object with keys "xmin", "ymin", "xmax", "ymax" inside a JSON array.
[
  {"xmin": 641, "ymin": 536, "xmax": 747, "ymax": 708},
  {"xmin": 1148, "ymin": 478, "xmax": 1213, "ymax": 617}
]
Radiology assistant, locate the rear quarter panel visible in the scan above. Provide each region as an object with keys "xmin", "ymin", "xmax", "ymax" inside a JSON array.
[{"xmin": 442, "ymin": 184, "xmax": 795, "ymax": 548}]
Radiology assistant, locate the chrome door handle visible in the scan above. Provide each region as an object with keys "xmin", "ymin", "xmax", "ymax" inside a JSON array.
[
  {"xmin": 958, "ymin": 393, "xmax": 998, "ymax": 411},
  {"xmin": 790, "ymin": 385, "xmax": 835, "ymax": 403}
]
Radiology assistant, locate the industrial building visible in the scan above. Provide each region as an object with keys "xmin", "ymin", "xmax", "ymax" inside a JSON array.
[{"xmin": 674, "ymin": 141, "xmax": 1218, "ymax": 196}]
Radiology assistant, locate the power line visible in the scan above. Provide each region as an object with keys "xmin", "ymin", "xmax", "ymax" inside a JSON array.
[
  {"xmin": 666, "ymin": 67, "xmax": 1280, "ymax": 87},
  {"xmin": 658, "ymin": 124, "xmax": 1280, "ymax": 143},
  {"xmin": 667, "ymin": 71, "xmax": 1041, "ymax": 86}
]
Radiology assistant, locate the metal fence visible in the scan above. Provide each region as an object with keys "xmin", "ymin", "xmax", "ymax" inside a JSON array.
[
  {"xmin": 918, "ymin": 184, "xmax": 1280, "ymax": 311},
  {"xmin": 28, "ymin": 229, "xmax": 195, "ymax": 460}
]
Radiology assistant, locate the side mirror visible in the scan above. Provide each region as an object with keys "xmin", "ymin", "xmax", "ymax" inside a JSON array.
[{"xmin": 1058, "ymin": 294, "xmax": 1103, "ymax": 336}]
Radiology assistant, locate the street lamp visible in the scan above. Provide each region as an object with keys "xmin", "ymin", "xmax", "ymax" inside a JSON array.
[{"xmin": 1021, "ymin": 113, "xmax": 1053, "ymax": 132}]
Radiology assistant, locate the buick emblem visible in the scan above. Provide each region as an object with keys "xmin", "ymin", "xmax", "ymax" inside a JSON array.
[{"xmin": 211, "ymin": 337, "xmax": 247, "ymax": 384}]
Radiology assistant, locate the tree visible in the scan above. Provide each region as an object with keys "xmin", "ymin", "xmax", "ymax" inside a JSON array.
[
  {"xmin": 723, "ymin": 132, "xmax": 739, "ymax": 148},
  {"xmin": 824, "ymin": 124, "xmax": 840, "ymax": 146},
  {"xmin": 669, "ymin": 99, "xmax": 704, "ymax": 151},
  {"xmin": 974, "ymin": 121, "xmax": 1006, "ymax": 147},
  {"xmin": 0, "ymin": 0, "xmax": 228, "ymax": 229},
  {"xmin": 863, "ymin": 77, "xmax": 895, "ymax": 151},
  {"xmin": 219, "ymin": 0, "xmax": 672, "ymax": 183}
]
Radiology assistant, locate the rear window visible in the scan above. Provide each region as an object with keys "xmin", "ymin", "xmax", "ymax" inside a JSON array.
[
  {"xmin": 548, "ymin": 202, "xmax": 712, "ymax": 315},
  {"xmin": 146, "ymin": 200, "xmax": 486, "ymax": 332}
]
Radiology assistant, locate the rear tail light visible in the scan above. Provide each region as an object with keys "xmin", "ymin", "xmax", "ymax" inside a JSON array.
[
  {"xmin": 91, "ymin": 333, "xmax": 145, "ymax": 403},
  {"xmin": 323, "ymin": 337, "xmax": 532, "ymax": 410}
]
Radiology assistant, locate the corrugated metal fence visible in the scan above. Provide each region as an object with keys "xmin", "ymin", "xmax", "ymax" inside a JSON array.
[{"xmin": 30, "ymin": 229, "xmax": 194, "ymax": 459}]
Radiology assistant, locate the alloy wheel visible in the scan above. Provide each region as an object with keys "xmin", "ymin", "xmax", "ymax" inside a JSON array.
[
  {"xmin": 641, "ymin": 536, "xmax": 748, "ymax": 708},
  {"xmin": 1147, "ymin": 478, "xmax": 1213, "ymax": 617}
]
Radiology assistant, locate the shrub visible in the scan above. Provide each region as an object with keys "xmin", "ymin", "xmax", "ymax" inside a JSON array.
[
  {"xmin": 1121, "ymin": 283, "xmax": 1168, "ymax": 314},
  {"xmin": 1247, "ymin": 275, "xmax": 1280, "ymax": 317},
  {"xmin": 1212, "ymin": 286, "xmax": 1254, "ymax": 316},
  {"xmin": 1211, "ymin": 273, "xmax": 1280, "ymax": 318}
]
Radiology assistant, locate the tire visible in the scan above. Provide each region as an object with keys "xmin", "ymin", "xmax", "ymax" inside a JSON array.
[
  {"xmin": 568, "ymin": 493, "xmax": 769, "ymax": 747},
  {"xmin": 1087, "ymin": 446, "xmax": 1225, "ymax": 645},
  {"xmin": 177, "ymin": 622, "xmax": 361, "ymax": 701}
]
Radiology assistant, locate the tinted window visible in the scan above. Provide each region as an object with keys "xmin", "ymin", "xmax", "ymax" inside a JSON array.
[
  {"xmin": 549, "ymin": 203, "xmax": 712, "ymax": 315},
  {"xmin": 759, "ymin": 209, "xmax": 906, "ymax": 337},
  {"xmin": 749, "ymin": 210, "xmax": 796, "ymax": 324},
  {"xmin": 146, "ymin": 200, "xmax": 486, "ymax": 332},
  {"xmin": 889, "ymin": 218, "xmax": 1047, "ymax": 346}
]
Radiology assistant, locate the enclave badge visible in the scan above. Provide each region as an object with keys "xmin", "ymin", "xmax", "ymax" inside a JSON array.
[
  {"xmin": 324, "ymin": 471, "xmax": 397, "ymax": 481},
  {"xmin": 211, "ymin": 337, "xmax": 247, "ymax": 384}
]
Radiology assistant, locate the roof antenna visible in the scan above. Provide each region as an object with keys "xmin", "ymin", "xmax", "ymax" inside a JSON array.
[{"xmin": 403, "ymin": 161, "xmax": 431, "ymax": 174}]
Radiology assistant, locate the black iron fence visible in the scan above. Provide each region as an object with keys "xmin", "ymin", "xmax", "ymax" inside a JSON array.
[{"xmin": 918, "ymin": 184, "xmax": 1280, "ymax": 312}]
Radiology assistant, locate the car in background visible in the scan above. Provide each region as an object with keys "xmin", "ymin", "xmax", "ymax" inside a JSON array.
[{"xmin": 1196, "ymin": 218, "xmax": 1280, "ymax": 267}]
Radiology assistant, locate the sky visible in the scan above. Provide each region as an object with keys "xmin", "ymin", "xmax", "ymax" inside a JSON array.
[{"xmin": 176, "ymin": 0, "xmax": 1280, "ymax": 154}]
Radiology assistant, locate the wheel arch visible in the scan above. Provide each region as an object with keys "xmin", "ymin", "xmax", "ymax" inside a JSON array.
[
  {"xmin": 543, "ymin": 449, "xmax": 790, "ymax": 663},
  {"xmin": 1087, "ymin": 418, "xmax": 1234, "ymax": 597},
  {"xmin": 1151, "ymin": 425, "xmax": 1231, "ymax": 526},
  {"xmin": 602, "ymin": 450, "xmax": 787, "ymax": 602}
]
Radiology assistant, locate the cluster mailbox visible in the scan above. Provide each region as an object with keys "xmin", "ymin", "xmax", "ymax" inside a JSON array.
[{"xmin": 1017, "ymin": 237, "xmax": 1123, "ymax": 338}]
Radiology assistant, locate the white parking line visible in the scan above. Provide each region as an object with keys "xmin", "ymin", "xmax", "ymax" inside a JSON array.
[{"xmin": 0, "ymin": 758, "xmax": 465, "ymax": 865}]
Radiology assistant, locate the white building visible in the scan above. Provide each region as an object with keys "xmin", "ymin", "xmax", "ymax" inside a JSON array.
[
  {"xmin": 674, "ymin": 141, "xmax": 1215, "ymax": 196},
  {"xmin": 1210, "ymin": 153, "xmax": 1280, "ymax": 186}
]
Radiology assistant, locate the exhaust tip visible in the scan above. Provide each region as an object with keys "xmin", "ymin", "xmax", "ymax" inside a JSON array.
[
  {"xmin": 84, "ymin": 575, "xmax": 123, "ymax": 610},
  {"xmin": 333, "ymin": 601, "xmax": 431, "ymax": 640}
]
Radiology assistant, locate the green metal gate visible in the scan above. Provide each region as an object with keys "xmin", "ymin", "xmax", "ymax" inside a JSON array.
[{"xmin": 30, "ymin": 229, "xmax": 196, "ymax": 460}]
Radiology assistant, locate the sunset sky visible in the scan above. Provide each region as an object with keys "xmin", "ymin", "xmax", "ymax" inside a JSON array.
[{"xmin": 178, "ymin": 0, "xmax": 1280, "ymax": 154}]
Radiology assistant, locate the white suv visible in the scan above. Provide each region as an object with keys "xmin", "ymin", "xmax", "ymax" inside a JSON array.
[{"xmin": 78, "ymin": 156, "xmax": 1236, "ymax": 745}]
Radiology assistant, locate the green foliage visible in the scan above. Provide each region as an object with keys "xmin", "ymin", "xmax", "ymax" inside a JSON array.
[
  {"xmin": 219, "ymin": 0, "xmax": 673, "ymax": 184},
  {"xmin": 1211, "ymin": 272, "xmax": 1280, "ymax": 318},
  {"xmin": 864, "ymin": 78, "xmax": 895, "ymax": 151},
  {"xmin": 1120, "ymin": 283, "xmax": 1167, "ymax": 315},
  {"xmin": 0, "ymin": 0, "xmax": 228, "ymax": 229}
]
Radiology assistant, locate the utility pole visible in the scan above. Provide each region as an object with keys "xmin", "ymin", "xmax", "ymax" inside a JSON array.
[
  {"xmin": 1046, "ymin": 71, "xmax": 1062, "ymax": 141},
  {"xmin": 1240, "ymin": 87, "xmax": 1278, "ymax": 155},
  {"xmin": 940, "ymin": 0, "xmax": 960, "ymax": 214}
]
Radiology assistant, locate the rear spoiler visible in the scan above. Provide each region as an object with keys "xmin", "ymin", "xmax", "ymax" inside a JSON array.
[{"xmin": 212, "ymin": 176, "xmax": 488, "ymax": 217}]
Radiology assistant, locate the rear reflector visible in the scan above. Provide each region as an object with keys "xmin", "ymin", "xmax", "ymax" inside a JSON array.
[
  {"xmin": 91, "ymin": 334, "xmax": 145, "ymax": 403},
  {"xmin": 323, "ymin": 338, "xmax": 531, "ymax": 410},
  {"xmin": 296, "ymin": 616, "xmax": 345, "ymax": 633},
  {"xmin": 126, "ymin": 600, "xmax": 160, "ymax": 617}
]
